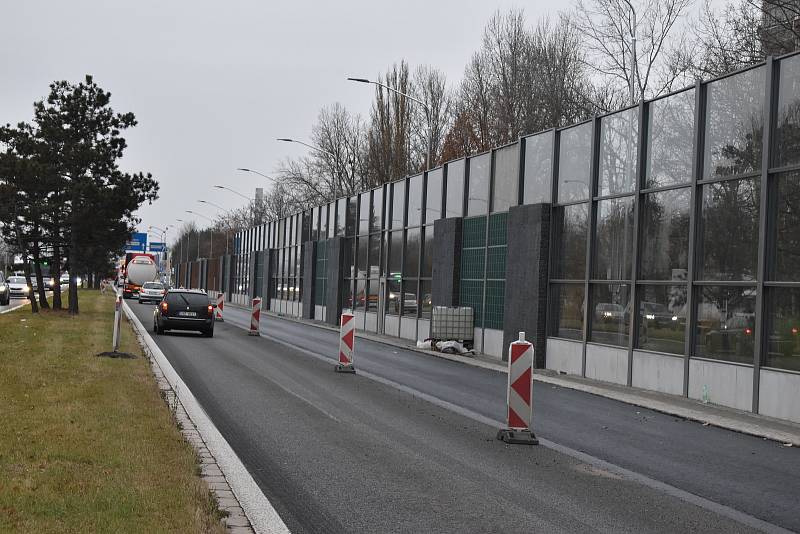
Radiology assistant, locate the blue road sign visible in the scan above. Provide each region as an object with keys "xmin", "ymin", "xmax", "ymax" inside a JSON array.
[
  {"xmin": 149, "ymin": 242, "xmax": 165, "ymax": 252},
  {"xmin": 126, "ymin": 232, "xmax": 148, "ymax": 252}
]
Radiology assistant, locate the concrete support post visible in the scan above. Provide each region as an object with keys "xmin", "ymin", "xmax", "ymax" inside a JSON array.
[
  {"xmin": 432, "ymin": 217, "xmax": 463, "ymax": 307},
  {"xmin": 502, "ymin": 203, "xmax": 551, "ymax": 367},
  {"xmin": 302, "ymin": 241, "xmax": 316, "ymax": 319},
  {"xmin": 325, "ymin": 237, "xmax": 347, "ymax": 326}
]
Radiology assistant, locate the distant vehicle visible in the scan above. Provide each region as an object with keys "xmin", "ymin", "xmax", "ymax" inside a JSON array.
[
  {"xmin": 122, "ymin": 253, "xmax": 157, "ymax": 299},
  {"xmin": 60, "ymin": 272, "xmax": 82, "ymax": 286},
  {"xmin": 138, "ymin": 282, "xmax": 166, "ymax": 304},
  {"xmin": 640, "ymin": 301, "xmax": 678, "ymax": 328},
  {"xmin": 0, "ymin": 273, "xmax": 9, "ymax": 305},
  {"xmin": 153, "ymin": 289, "xmax": 215, "ymax": 337},
  {"xmin": 7, "ymin": 276, "xmax": 31, "ymax": 299}
]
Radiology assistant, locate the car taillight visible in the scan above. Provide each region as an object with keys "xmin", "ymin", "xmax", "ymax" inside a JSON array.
[
  {"xmin": 160, "ymin": 302, "xmax": 168, "ymax": 314},
  {"xmin": 207, "ymin": 305, "xmax": 213, "ymax": 316}
]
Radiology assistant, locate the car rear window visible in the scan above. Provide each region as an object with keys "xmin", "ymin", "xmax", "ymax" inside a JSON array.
[
  {"xmin": 166, "ymin": 293, "xmax": 209, "ymax": 306},
  {"xmin": 143, "ymin": 283, "xmax": 163, "ymax": 289},
  {"xmin": 9, "ymin": 277, "xmax": 25, "ymax": 283}
]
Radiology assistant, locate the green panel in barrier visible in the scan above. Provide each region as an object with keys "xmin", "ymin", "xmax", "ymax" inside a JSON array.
[
  {"xmin": 484, "ymin": 280, "xmax": 505, "ymax": 329},
  {"xmin": 460, "ymin": 279, "xmax": 484, "ymax": 325},
  {"xmin": 488, "ymin": 212, "xmax": 507, "ymax": 247},
  {"xmin": 460, "ymin": 248, "xmax": 486, "ymax": 280},
  {"xmin": 486, "ymin": 246, "xmax": 507, "ymax": 280},
  {"xmin": 462, "ymin": 216, "xmax": 487, "ymax": 248}
]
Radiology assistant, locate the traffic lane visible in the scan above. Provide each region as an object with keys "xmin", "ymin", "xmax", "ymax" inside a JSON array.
[
  {"xmin": 129, "ymin": 301, "xmax": 756, "ymax": 534},
  {"xmin": 220, "ymin": 304, "xmax": 800, "ymax": 532},
  {"xmin": 0, "ymin": 296, "xmax": 29, "ymax": 313}
]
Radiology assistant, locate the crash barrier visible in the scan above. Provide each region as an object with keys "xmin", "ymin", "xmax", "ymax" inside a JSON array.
[
  {"xmin": 335, "ymin": 312, "xmax": 356, "ymax": 373},
  {"xmin": 497, "ymin": 332, "xmax": 538, "ymax": 445},
  {"xmin": 249, "ymin": 297, "xmax": 261, "ymax": 336},
  {"xmin": 215, "ymin": 292, "xmax": 225, "ymax": 322}
]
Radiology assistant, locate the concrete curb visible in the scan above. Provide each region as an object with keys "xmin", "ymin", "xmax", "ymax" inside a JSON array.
[
  {"xmin": 236, "ymin": 304, "xmax": 800, "ymax": 447},
  {"xmin": 122, "ymin": 301, "xmax": 290, "ymax": 534}
]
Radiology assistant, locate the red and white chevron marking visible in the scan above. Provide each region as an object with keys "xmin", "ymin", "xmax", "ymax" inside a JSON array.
[
  {"xmin": 506, "ymin": 335, "xmax": 534, "ymax": 430},
  {"xmin": 338, "ymin": 312, "xmax": 355, "ymax": 366},
  {"xmin": 216, "ymin": 292, "xmax": 225, "ymax": 322},
  {"xmin": 249, "ymin": 297, "xmax": 261, "ymax": 336}
]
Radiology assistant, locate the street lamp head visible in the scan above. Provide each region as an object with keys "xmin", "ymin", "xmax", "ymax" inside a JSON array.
[
  {"xmin": 277, "ymin": 138, "xmax": 293, "ymax": 143},
  {"xmin": 236, "ymin": 167, "xmax": 250, "ymax": 172},
  {"xmin": 347, "ymin": 77, "xmax": 371, "ymax": 84}
]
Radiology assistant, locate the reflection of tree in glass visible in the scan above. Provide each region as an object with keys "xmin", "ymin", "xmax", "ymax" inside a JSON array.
[
  {"xmin": 704, "ymin": 66, "xmax": 764, "ymax": 179},
  {"xmin": 599, "ymin": 108, "xmax": 638, "ymax": 196},
  {"xmin": 645, "ymin": 89, "xmax": 695, "ymax": 189},
  {"xmin": 640, "ymin": 188, "xmax": 690, "ymax": 279},
  {"xmin": 775, "ymin": 172, "xmax": 800, "ymax": 280},
  {"xmin": 700, "ymin": 178, "xmax": 759, "ymax": 281},
  {"xmin": 594, "ymin": 198, "xmax": 635, "ymax": 280},
  {"xmin": 552, "ymin": 204, "xmax": 588, "ymax": 280}
]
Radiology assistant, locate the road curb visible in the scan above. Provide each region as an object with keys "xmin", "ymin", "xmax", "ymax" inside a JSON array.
[
  {"xmin": 230, "ymin": 303, "xmax": 800, "ymax": 447},
  {"xmin": 122, "ymin": 301, "xmax": 291, "ymax": 534}
]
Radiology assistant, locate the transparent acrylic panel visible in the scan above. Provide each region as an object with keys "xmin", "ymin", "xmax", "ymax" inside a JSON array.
[
  {"xmin": 336, "ymin": 198, "xmax": 346, "ymax": 236},
  {"xmin": 422, "ymin": 225, "xmax": 433, "ymax": 278},
  {"xmin": 695, "ymin": 285, "xmax": 757, "ymax": 364},
  {"xmin": 774, "ymin": 54, "xmax": 800, "ymax": 168},
  {"xmin": 468, "ymin": 153, "xmax": 491, "ymax": 216},
  {"xmin": 388, "ymin": 230, "xmax": 402, "ymax": 276},
  {"xmin": 764, "ymin": 287, "xmax": 800, "ymax": 371},
  {"xmin": 599, "ymin": 107, "xmax": 639, "ymax": 196},
  {"xmin": 550, "ymin": 284, "xmax": 585, "ymax": 341},
  {"xmin": 404, "ymin": 228, "xmax": 420, "ymax": 277},
  {"xmin": 407, "ymin": 174, "xmax": 423, "ymax": 227},
  {"xmin": 357, "ymin": 236, "xmax": 368, "ymax": 278},
  {"xmin": 391, "ymin": 180, "xmax": 406, "ymax": 229},
  {"xmin": 366, "ymin": 279, "xmax": 379, "ymax": 312},
  {"xmin": 703, "ymin": 66, "xmax": 765, "ymax": 179},
  {"xmin": 402, "ymin": 279, "xmax": 418, "ymax": 317},
  {"xmin": 327, "ymin": 203, "xmax": 335, "ymax": 238},
  {"xmin": 774, "ymin": 171, "xmax": 800, "ymax": 281},
  {"xmin": 420, "ymin": 280, "xmax": 432, "ymax": 319},
  {"xmin": 640, "ymin": 188, "xmax": 690, "ymax": 280},
  {"xmin": 492, "ymin": 144, "xmax": 519, "ymax": 213},
  {"xmin": 557, "ymin": 122, "xmax": 593, "ymax": 203},
  {"xmin": 371, "ymin": 187, "xmax": 384, "ymax": 233},
  {"xmin": 594, "ymin": 196, "xmax": 635, "ymax": 280},
  {"xmin": 590, "ymin": 283, "xmax": 631, "ymax": 347},
  {"xmin": 551, "ymin": 203, "xmax": 588, "ymax": 280},
  {"xmin": 425, "ymin": 168, "xmax": 443, "ymax": 222},
  {"xmin": 523, "ymin": 131, "xmax": 553, "ymax": 204},
  {"xmin": 387, "ymin": 279, "xmax": 401, "ymax": 316},
  {"xmin": 637, "ymin": 284, "xmax": 688, "ymax": 354},
  {"xmin": 368, "ymin": 234, "xmax": 381, "ymax": 278},
  {"xmin": 698, "ymin": 178, "xmax": 760, "ymax": 281},
  {"xmin": 445, "ymin": 159, "xmax": 465, "ymax": 218},
  {"xmin": 358, "ymin": 192, "xmax": 370, "ymax": 235}
]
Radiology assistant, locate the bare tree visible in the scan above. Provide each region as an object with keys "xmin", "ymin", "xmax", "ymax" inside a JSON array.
[
  {"xmin": 366, "ymin": 61, "xmax": 413, "ymax": 185},
  {"xmin": 410, "ymin": 65, "xmax": 452, "ymax": 170},
  {"xmin": 573, "ymin": 0, "xmax": 694, "ymax": 105}
]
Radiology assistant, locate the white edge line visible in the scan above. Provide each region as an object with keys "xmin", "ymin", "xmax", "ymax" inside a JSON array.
[
  {"xmin": 122, "ymin": 301, "xmax": 290, "ymax": 534},
  {"xmin": 0, "ymin": 300, "xmax": 28, "ymax": 314},
  {"xmin": 223, "ymin": 311, "xmax": 790, "ymax": 534}
]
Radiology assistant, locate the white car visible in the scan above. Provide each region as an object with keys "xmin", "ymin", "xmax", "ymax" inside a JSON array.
[
  {"xmin": 138, "ymin": 282, "xmax": 166, "ymax": 304},
  {"xmin": 7, "ymin": 276, "xmax": 31, "ymax": 299}
]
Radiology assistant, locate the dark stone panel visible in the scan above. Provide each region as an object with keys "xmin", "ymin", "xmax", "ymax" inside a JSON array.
[
  {"xmin": 503, "ymin": 203, "xmax": 551, "ymax": 367},
  {"xmin": 302, "ymin": 241, "xmax": 316, "ymax": 319},
  {"xmin": 432, "ymin": 217, "xmax": 463, "ymax": 307}
]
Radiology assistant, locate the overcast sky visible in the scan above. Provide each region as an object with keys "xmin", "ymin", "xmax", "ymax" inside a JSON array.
[{"xmin": 1, "ymin": 0, "xmax": 566, "ymax": 244}]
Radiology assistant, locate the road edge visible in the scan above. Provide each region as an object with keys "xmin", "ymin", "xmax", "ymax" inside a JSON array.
[{"xmin": 122, "ymin": 301, "xmax": 291, "ymax": 534}]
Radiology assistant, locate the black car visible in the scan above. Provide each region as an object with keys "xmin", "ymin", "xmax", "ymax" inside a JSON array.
[{"xmin": 153, "ymin": 289, "xmax": 215, "ymax": 337}]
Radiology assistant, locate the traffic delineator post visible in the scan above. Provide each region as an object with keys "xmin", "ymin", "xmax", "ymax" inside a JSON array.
[
  {"xmin": 215, "ymin": 292, "xmax": 224, "ymax": 322},
  {"xmin": 497, "ymin": 332, "xmax": 538, "ymax": 445},
  {"xmin": 335, "ymin": 312, "xmax": 356, "ymax": 373},
  {"xmin": 249, "ymin": 297, "xmax": 261, "ymax": 336}
]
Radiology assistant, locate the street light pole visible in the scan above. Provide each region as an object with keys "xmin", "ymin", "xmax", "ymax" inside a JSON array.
[
  {"xmin": 198, "ymin": 200, "xmax": 230, "ymax": 256},
  {"xmin": 348, "ymin": 77, "xmax": 432, "ymax": 171},
  {"xmin": 237, "ymin": 168, "xmax": 275, "ymax": 182},
  {"xmin": 186, "ymin": 210, "xmax": 215, "ymax": 260},
  {"xmin": 277, "ymin": 138, "xmax": 343, "ymax": 199}
]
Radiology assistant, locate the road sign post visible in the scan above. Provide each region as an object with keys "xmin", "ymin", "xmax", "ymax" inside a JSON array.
[
  {"xmin": 497, "ymin": 332, "xmax": 538, "ymax": 445},
  {"xmin": 112, "ymin": 290, "xmax": 122, "ymax": 351},
  {"xmin": 335, "ymin": 312, "xmax": 356, "ymax": 373},
  {"xmin": 249, "ymin": 297, "xmax": 261, "ymax": 336}
]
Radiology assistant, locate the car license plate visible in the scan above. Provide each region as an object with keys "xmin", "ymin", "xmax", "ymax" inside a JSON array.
[{"xmin": 178, "ymin": 311, "xmax": 197, "ymax": 317}]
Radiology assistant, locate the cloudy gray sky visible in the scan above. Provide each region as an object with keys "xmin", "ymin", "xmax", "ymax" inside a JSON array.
[{"xmin": 1, "ymin": 0, "xmax": 563, "ymax": 244}]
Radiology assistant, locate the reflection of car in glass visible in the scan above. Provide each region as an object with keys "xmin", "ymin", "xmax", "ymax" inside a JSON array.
[
  {"xmin": 640, "ymin": 301, "xmax": 679, "ymax": 328},
  {"xmin": 705, "ymin": 314, "xmax": 755, "ymax": 357},
  {"xmin": 594, "ymin": 303, "xmax": 624, "ymax": 322},
  {"xmin": 388, "ymin": 291, "xmax": 417, "ymax": 313}
]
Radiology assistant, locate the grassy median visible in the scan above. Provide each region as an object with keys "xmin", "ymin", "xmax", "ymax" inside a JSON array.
[{"xmin": 0, "ymin": 291, "xmax": 225, "ymax": 533}]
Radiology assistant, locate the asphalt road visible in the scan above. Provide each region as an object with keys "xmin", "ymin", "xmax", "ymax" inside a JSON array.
[
  {"xmin": 0, "ymin": 295, "xmax": 27, "ymax": 313},
  {"xmin": 129, "ymin": 301, "xmax": 799, "ymax": 533}
]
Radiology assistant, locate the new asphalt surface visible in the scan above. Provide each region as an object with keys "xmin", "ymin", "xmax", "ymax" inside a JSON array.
[{"xmin": 129, "ymin": 301, "xmax": 800, "ymax": 533}]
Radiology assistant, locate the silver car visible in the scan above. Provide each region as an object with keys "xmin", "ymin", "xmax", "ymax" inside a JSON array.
[
  {"xmin": 7, "ymin": 276, "xmax": 31, "ymax": 299},
  {"xmin": 138, "ymin": 282, "xmax": 166, "ymax": 304}
]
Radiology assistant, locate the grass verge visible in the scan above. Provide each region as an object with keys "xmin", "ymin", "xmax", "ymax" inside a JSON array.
[{"xmin": 0, "ymin": 290, "xmax": 225, "ymax": 533}]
